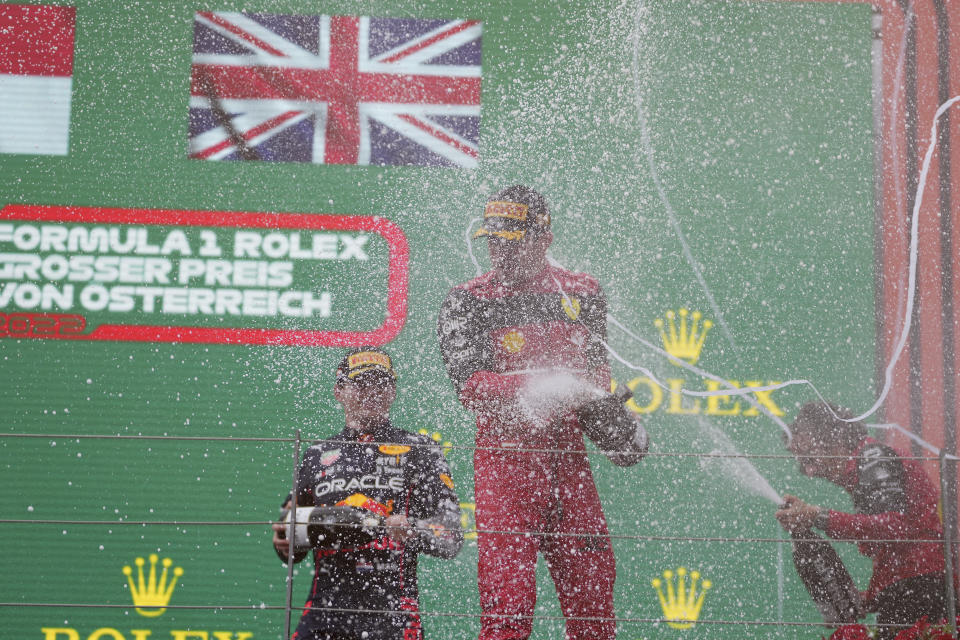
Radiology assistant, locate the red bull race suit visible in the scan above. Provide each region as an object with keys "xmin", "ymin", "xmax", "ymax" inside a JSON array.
[
  {"xmin": 438, "ymin": 264, "xmax": 616, "ymax": 640},
  {"xmin": 284, "ymin": 420, "xmax": 463, "ymax": 640}
]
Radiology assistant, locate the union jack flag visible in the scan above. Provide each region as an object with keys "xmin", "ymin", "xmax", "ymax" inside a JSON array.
[{"xmin": 189, "ymin": 12, "xmax": 482, "ymax": 167}]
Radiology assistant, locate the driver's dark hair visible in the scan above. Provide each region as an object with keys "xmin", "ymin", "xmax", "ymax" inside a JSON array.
[{"xmin": 790, "ymin": 401, "xmax": 867, "ymax": 451}]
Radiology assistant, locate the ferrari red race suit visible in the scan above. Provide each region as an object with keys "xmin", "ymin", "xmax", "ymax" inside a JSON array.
[
  {"xmin": 438, "ymin": 263, "xmax": 616, "ymax": 640},
  {"xmin": 820, "ymin": 437, "xmax": 945, "ymax": 633}
]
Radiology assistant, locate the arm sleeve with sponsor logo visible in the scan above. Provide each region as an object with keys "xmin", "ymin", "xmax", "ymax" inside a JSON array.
[
  {"xmin": 582, "ymin": 286, "xmax": 611, "ymax": 392},
  {"xmin": 438, "ymin": 287, "xmax": 493, "ymax": 393},
  {"xmin": 582, "ymin": 284, "xmax": 609, "ymax": 377},
  {"xmin": 292, "ymin": 448, "xmax": 320, "ymax": 508},
  {"xmin": 407, "ymin": 440, "xmax": 464, "ymax": 559},
  {"xmin": 437, "ymin": 287, "xmax": 527, "ymax": 414}
]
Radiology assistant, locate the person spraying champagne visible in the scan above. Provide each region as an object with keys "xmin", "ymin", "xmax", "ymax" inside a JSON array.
[{"xmin": 776, "ymin": 402, "xmax": 946, "ymax": 639}]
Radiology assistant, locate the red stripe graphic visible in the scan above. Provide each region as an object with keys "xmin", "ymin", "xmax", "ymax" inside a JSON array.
[
  {"xmin": 324, "ymin": 16, "xmax": 362, "ymax": 164},
  {"xmin": 190, "ymin": 110, "xmax": 303, "ymax": 159},
  {"xmin": 0, "ymin": 4, "xmax": 75, "ymax": 77},
  {"xmin": 380, "ymin": 20, "xmax": 480, "ymax": 63},
  {"xmin": 191, "ymin": 64, "xmax": 480, "ymax": 105},
  {"xmin": 197, "ymin": 12, "xmax": 288, "ymax": 58},
  {"xmin": 397, "ymin": 114, "xmax": 478, "ymax": 159}
]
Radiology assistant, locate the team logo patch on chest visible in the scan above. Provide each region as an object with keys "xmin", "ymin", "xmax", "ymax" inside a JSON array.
[
  {"xmin": 376, "ymin": 448, "xmax": 407, "ymax": 475},
  {"xmin": 320, "ymin": 450, "xmax": 341, "ymax": 466},
  {"xmin": 561, "ymin": 296, "xmax": 581, "ymax": 321},
  {"xmin": 379, "ymin": 444, "xmax": 410, "ymax": 456},
  {"xmin": 337, "ymin": 492, "xmax": 394, "ymax": 516},
  {"xmin": 501, "ymin": 330, "xmax": 525, "ymax": 353},
  {"xmin": 316, "ymin": 475, "xmax": 405, "ymax": 498}
]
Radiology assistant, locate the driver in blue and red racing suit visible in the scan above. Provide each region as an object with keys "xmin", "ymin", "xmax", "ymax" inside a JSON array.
[
  {"xmin": 272, "ymin": 348, "xmax": 463, "ymax": 640},
  {"xmin": 777, "ymin": 401, "xmax": 947, "ymax": 640},
  {"xmin": 438, "ymin": 185, "xmax": 622, "ymax": 640}
]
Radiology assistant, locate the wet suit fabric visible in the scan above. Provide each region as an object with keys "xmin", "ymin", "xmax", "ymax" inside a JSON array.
[
  {"xmin": 873, "ymin": 574, "xmax": 946, "ymax": 640},
  {"xmin": 438, "ymin": 264, "xmax": 616, "ymax": 640},
  {"xmin": 288, "ymin": 420, "xmax": 462, "ymax": 640},
  {"xmin": 820, "ymin": 437, "xmax": 945, "ymax": 637}
]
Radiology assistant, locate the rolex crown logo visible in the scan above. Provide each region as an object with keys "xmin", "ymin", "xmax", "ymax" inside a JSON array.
[
  {"xmin": 652, "ymin": 567, "xmax": 711, "ymax": 629},
  {"xmin": 655, "ymin": 308, "xmax": 713, "ymax": 365},
  {"xmin": 122, "ymin": 554, "xmax": 184, "ymax": 617}
]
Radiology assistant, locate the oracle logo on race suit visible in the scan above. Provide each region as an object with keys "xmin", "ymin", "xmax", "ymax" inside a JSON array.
[
  {"xmin": 0, "ymin": 204, "xmax": 408, "ymax": 346},
  {"xmin": 315, "ymin": 474, "xmax": 406, "ymax": 498}
]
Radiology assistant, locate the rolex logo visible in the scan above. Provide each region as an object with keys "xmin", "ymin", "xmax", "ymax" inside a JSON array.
[
  {"xmin": 122, "ymin": 554, "xmax": 183, "ymax": 617},
  {"xmin": 652, "ymin": 567, "xmax": 711, "ymax": 629},
  {"xmin": 655, "ymin": 308, "xmax": 713, "ymax": 365}
]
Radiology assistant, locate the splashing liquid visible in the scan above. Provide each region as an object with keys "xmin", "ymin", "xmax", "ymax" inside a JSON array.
[
  {"xmin": 696, "ymin": 418, "xmax": 782, "ymax": 505},
  {"xmin": 695, "ymin": 417, "xmax": 785, "ymax": 620},
  {"xmin": 515, "ymin": 370, "xmax": 606, "ymax": 426}
]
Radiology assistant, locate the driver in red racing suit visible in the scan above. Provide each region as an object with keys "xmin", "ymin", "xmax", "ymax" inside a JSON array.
[
  {"xmin": 776, "ymin": 402, "xmax": 946, "ymax": 639},
  {"xmin": 437, "ymin": 186, "xmax": 617, "ymax": 640}
]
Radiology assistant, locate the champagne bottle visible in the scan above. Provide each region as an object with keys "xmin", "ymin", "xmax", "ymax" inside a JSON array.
[
  {"xmin": 790, "ymin": 526, "xmax": 862, "ymax": 624},
  {"xmin": 575, "ymin": 386, "xmax": 649, "ymax": 467},
  {"xmin": 283, "ymin": 506, "xmax": 383, "ymax": 551}
]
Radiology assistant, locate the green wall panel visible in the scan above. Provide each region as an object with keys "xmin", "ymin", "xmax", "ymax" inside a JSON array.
[{"xmin": 1, "ymin": 1, "xmax": 875, "ymax": 638}]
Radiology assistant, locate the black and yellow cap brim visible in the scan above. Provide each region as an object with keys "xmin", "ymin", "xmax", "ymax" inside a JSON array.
[
  {"xmin": 347, "ymin": 365, "xmax": 396, "ymax": 380},
  {"xmin": 472, "ymin": 227, "xmax": 527, "ymax": 241}
]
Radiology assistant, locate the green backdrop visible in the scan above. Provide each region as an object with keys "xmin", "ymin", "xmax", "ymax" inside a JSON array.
[{"xmin": 0, "ymin": 0, "xmax": 876, "ymax": 638}]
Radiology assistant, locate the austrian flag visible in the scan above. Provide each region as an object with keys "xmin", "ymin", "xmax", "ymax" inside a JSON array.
[
  {"xmin": 189, "ymin": 12, "xmax": 482, "ymax": 168},
  {"xmin": 0, "ymin": 4, "xmax": 76, "ymax": 156}
]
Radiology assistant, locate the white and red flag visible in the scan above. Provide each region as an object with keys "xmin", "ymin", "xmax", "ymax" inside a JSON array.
[{"xmin": 0, "ymin": 4, "xmax": 76, "ymax": 155}]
